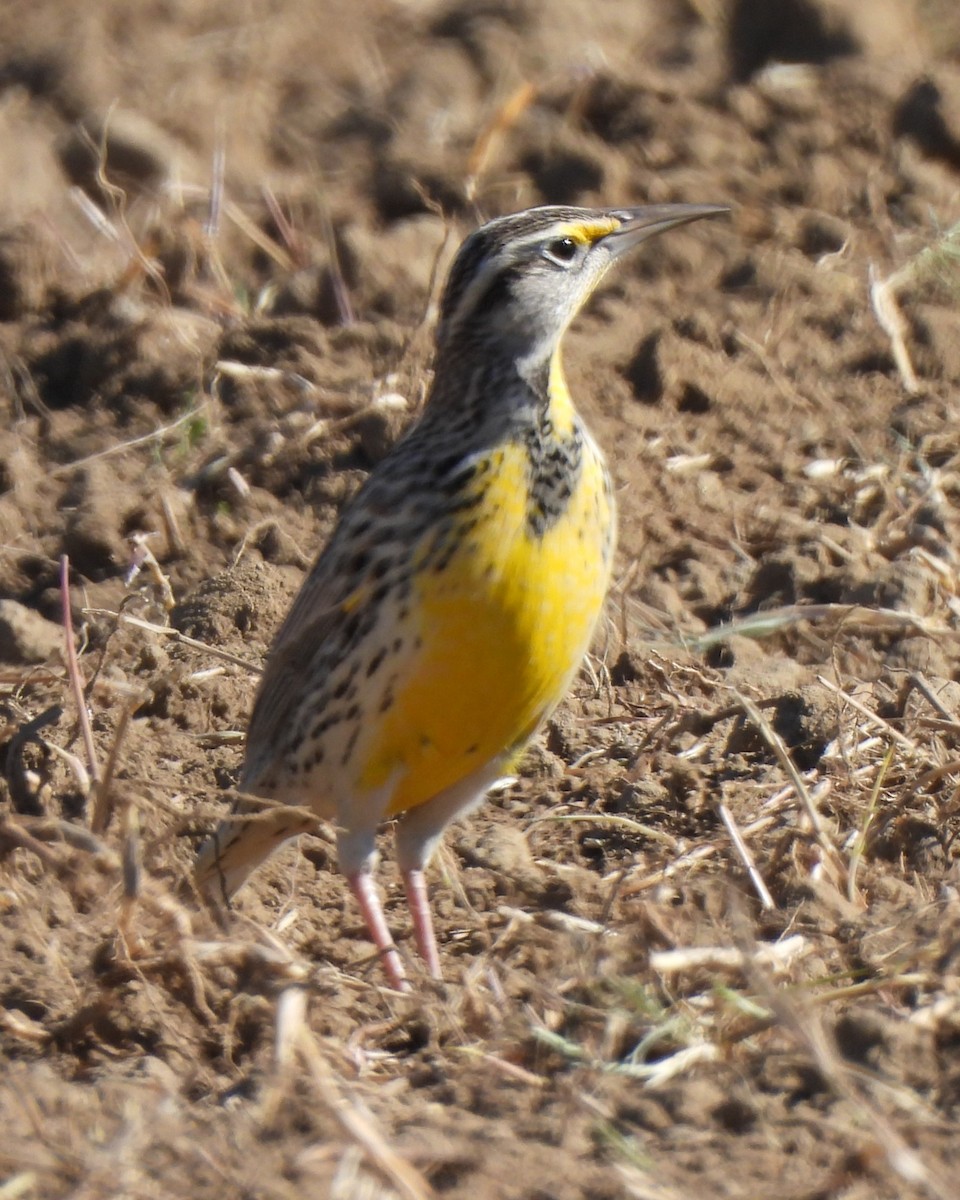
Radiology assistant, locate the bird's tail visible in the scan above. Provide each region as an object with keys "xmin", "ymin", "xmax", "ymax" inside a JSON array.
[{"xmin": 195, "ymin": 794, "xmax": 317, "ymax": 902}]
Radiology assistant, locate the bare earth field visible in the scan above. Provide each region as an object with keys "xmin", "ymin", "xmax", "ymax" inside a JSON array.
[{"xmin": 2, "ymin": 1, "xmax": 960, "ymax": 1196}]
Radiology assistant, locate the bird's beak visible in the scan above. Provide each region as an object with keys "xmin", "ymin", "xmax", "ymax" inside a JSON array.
[{"xmin": 602, "ymin": 203, "xmax": 730, "ymax": 257}]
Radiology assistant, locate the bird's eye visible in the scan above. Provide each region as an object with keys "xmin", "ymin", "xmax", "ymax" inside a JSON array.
[{"xmin": 544, "ymin": 236, "xmax": 579, "ymax": 266}]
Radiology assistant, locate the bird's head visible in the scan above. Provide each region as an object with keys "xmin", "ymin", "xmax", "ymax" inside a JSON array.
[{"xmin": 435, "ymin": 203, "xmax": 729, "ymax": 373}]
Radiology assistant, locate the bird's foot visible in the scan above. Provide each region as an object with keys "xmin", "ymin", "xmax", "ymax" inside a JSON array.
[
  {"xmin": 403, "ymin": 867, "xmax": 442, "ymax": 980},
  {"xmin": 347, "ymin": 868, "xmax": 410, "ymax": 991}
]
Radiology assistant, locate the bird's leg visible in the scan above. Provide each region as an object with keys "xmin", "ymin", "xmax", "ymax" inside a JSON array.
[
  {"xmin": 338, "ymin": 823, "xmax": 410, "ymax": 992},
  {"xmin": 395, "ymin": 759, "xmax": 507, "ymax": 981},
  {"xmin": 346, "ymin": 868, "xmax": 410, "ymax": 992},
  {"xmin": 402, "ymin": 868, "xmax": 441, "ymax": 979}
]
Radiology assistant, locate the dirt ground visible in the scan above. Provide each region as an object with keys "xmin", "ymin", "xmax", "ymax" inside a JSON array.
[{"xmin": 2, "ymin": 0, "xmax": 960, "ymax": 1196}]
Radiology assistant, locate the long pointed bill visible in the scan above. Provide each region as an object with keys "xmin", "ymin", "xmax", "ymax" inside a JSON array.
[{"xmin": 602, "ymin": 203, "xmax": 730, "ymax": 257}]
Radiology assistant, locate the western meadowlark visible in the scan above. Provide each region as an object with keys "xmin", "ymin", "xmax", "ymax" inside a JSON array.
[{"xmin": 196, "ymin": 202, "xmax": 727, "ymax": 990}]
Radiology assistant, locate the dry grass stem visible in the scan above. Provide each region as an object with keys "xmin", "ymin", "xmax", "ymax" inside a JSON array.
[
  {"xmin": 91, "ymin": 699, "xmax": 136, "ymax": 833},
  {"xmin": 224, "ymin": 197, "xmax": 296, "ymax": 271},
  {"xmin": 734, "ymin": 689, "xmax": 847, "ymax": 889},
  {"xmin": 50, "ymin": 406, "xmax": 209, "ymax": 475},
  {"xmin": 717, "ymin": 802, "xmax": 776, "ymax": 909},
  {"xmin": 847, "ymin": 743, "xmax": 894, "ymax": 903},
  {"xmin": 870, "ymin": 264, "xmax": 921, "ymax": 393},
  {"xmin": 42, "ymin": 739, "xmax": 91, "ymax": 798},
  {"xmin": 649, "ymin": 935, "xmax": 806, "ymax": 975},
  {"xmin": 465, "ymin": 81, "xmax": 536, "ymax": 201},
  {"xmin": 870, "ymin": 218, "xmax": 960, "ymax": 394},
  {"xmin": 60, "ymin": 556, "xmax": 102, "ymax": 791},
  {"xmin": 817, "ymin": 675, "xmax": 933, "ymax": 762},
  {"xmin": 693, "ymin": 602, "xmax": 959, "ymax": 652},
  {"xmin": 497, "ymin": 904, "xmax": 606, "ymax": 936},
  {"xmin": 126, "ymin": 533, "xmax": 176, "ymax": 610},
  {"xmin": 296, "ymin": 1032, "xmax": 435, "ymax": 1200},
  {"xmin": 302, "ymin": 392, "xmax": 409, "ymax": 446},
  {"xmin": 110, "ymin": 612, "xmax": 262, "ymax": 673}
]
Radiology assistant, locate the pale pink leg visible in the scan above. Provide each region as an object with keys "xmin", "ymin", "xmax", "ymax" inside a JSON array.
[
  {"xmin": 403, "ymin": 868, "xmax": 441, "ymax": 979},
  {"xmin": 347, "ymin": 870, "xmax": 410, "ymax": 992},
  {"xmin": 395, "ymin": 765, "xmax": 506, "ymax": 981}
]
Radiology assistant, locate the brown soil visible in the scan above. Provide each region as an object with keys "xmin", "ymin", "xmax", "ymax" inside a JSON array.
[{"xmin": 2, "ymin": 1, "xmax": 960, "ymax": 1197}]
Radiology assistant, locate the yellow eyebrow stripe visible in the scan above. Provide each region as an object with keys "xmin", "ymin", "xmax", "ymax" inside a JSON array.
[{"xmin": 553, "ymin": 218, "xmax": 622, "ymax": 244}]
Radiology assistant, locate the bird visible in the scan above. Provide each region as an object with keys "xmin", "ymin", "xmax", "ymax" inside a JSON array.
[{"xmin": 196, "ymin": 201, "xmax": 727, "ymax": 991}]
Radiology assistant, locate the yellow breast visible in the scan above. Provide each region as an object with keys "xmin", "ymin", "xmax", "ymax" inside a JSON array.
[{"xmin": 359, "ymin": 434, "xmax": 615, "ymax": 814}]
